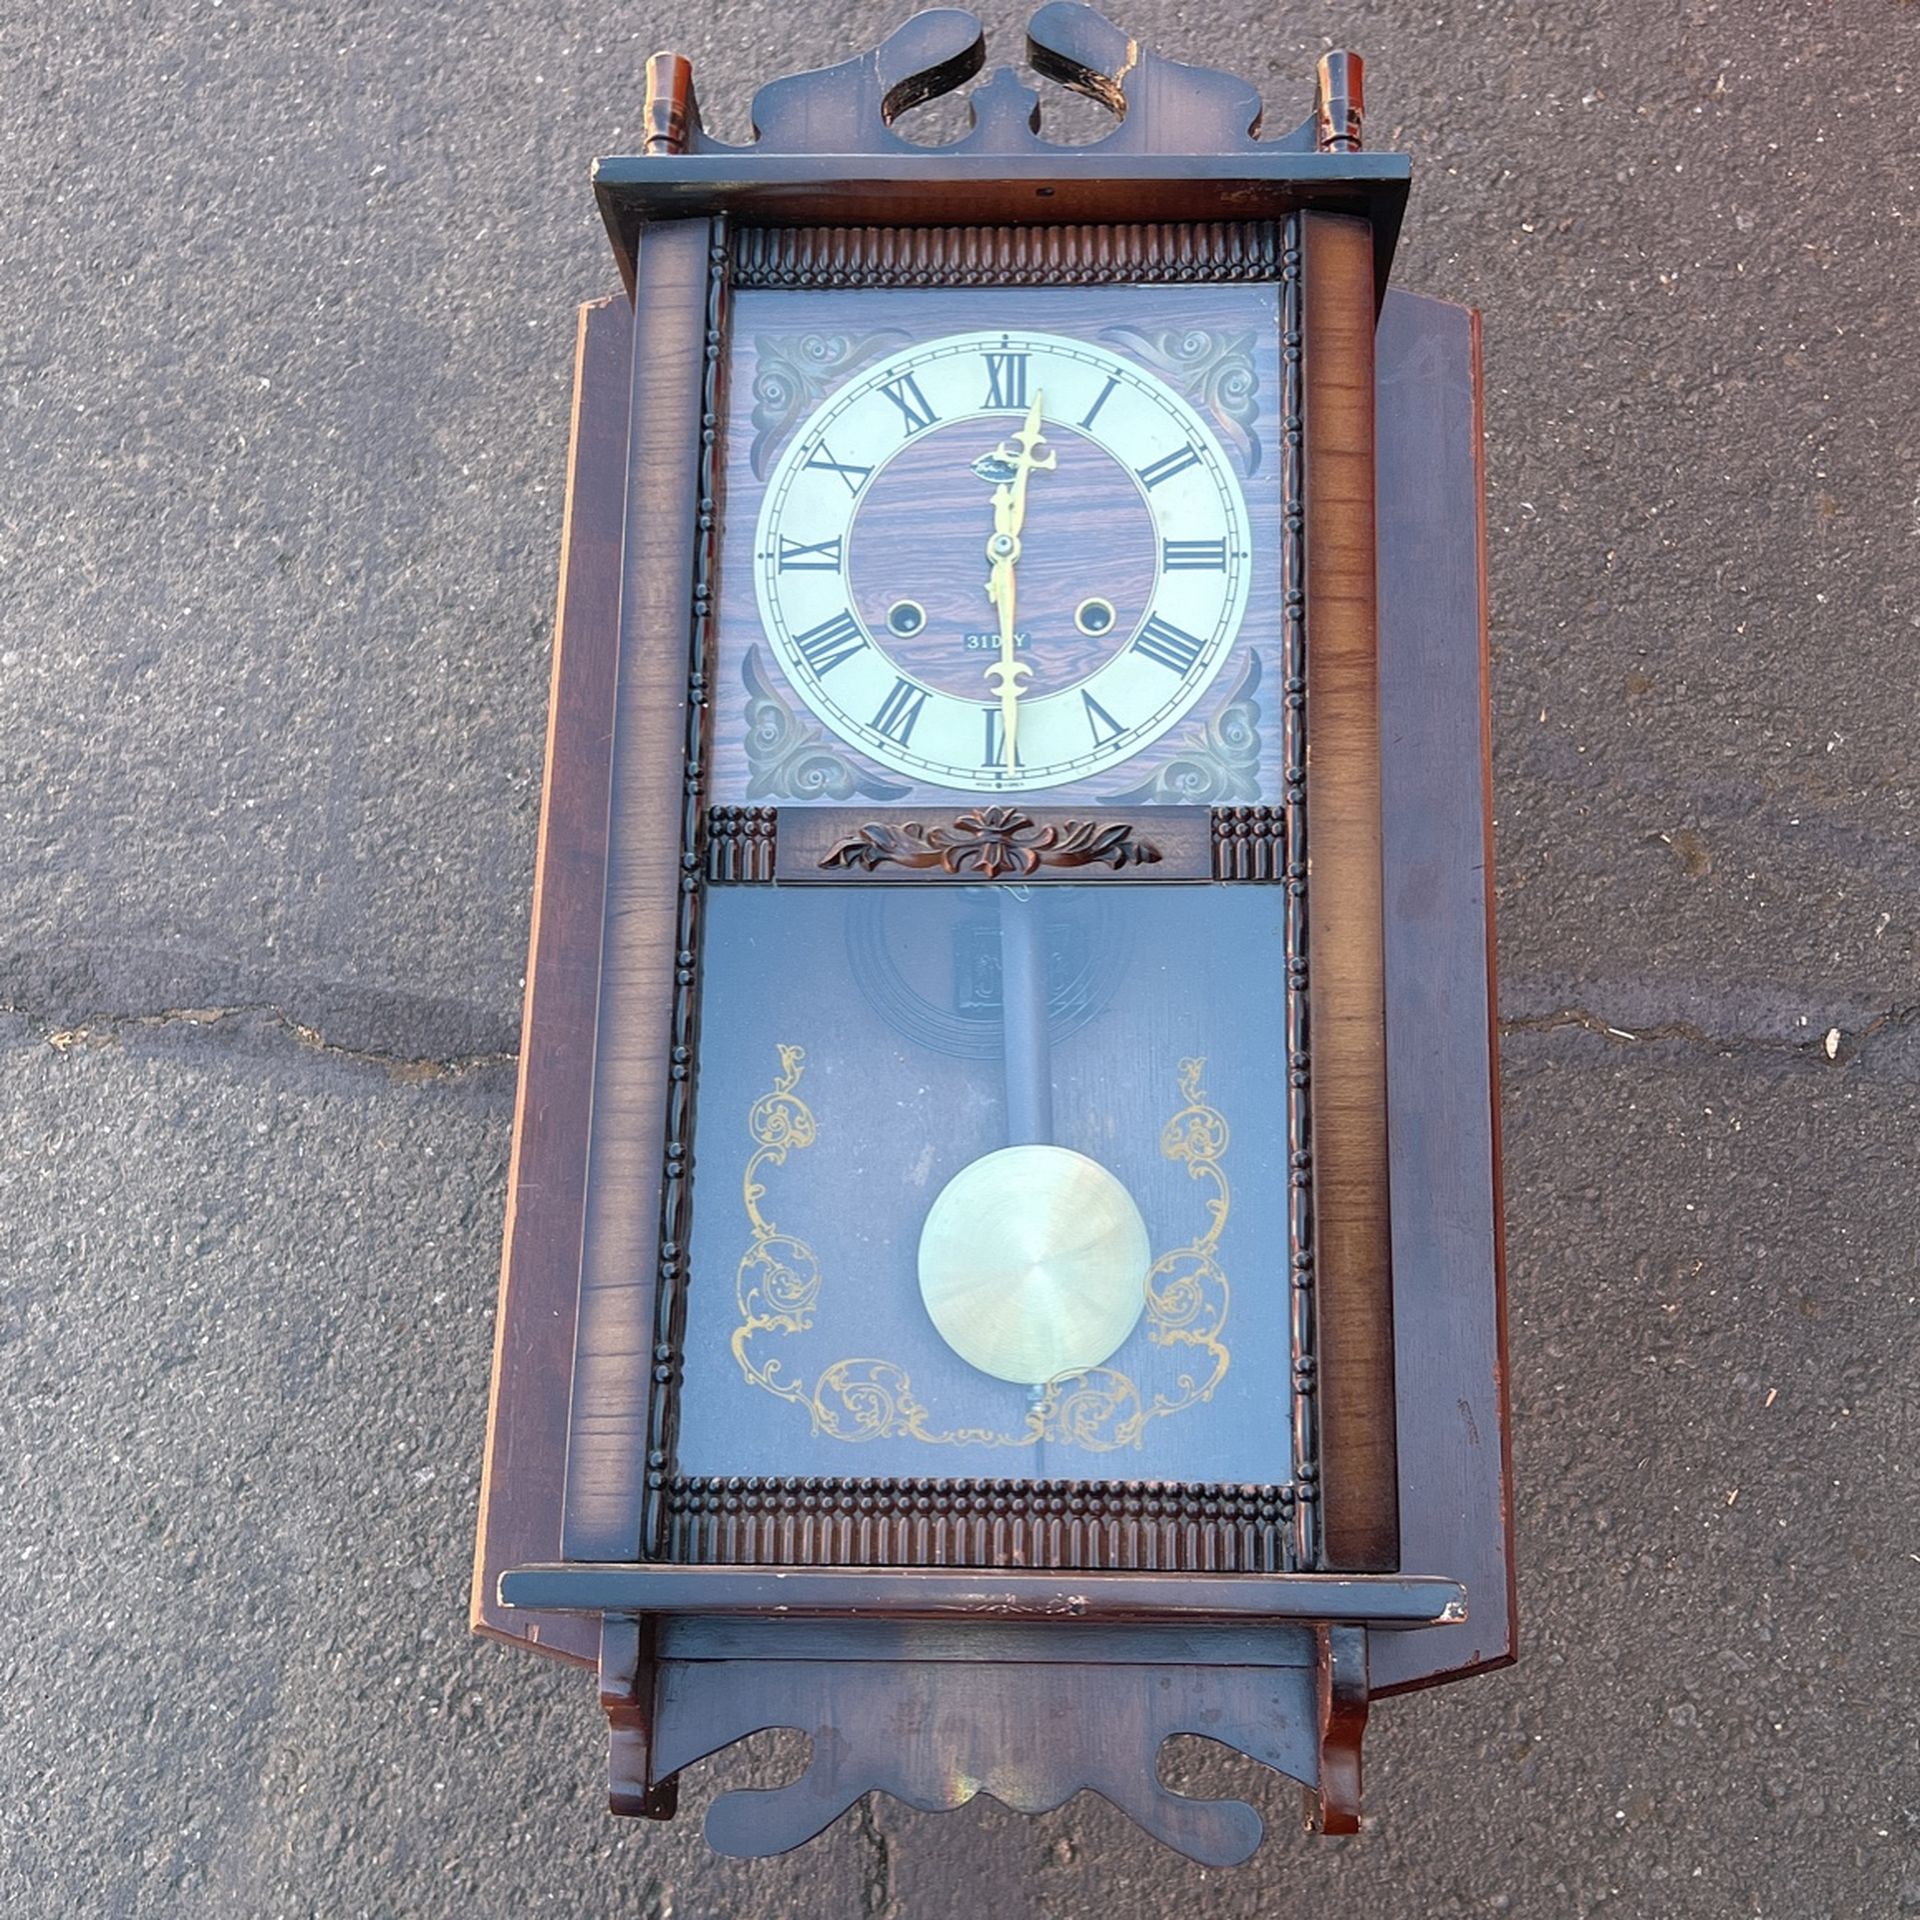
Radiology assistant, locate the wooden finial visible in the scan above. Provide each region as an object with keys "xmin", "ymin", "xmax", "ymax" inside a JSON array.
[
  {"xmin": 1315, "ymin": 50, "xmax": 1364, "ymax": 152},
  {"xmin": 643, "ymin": 52, "xmax": 696, "ymax": 156}
]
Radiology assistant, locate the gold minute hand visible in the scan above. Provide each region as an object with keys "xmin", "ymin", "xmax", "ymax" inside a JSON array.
[
  {"xmin": 1004, "ymin": 392, "xmax": 1052, "ymax": 536},
  {"xmin": 980, "ymin": 394, "xmax": 1056, "ymax": 773}
]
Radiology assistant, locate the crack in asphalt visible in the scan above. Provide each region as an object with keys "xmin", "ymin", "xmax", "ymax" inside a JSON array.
[
  {"xmin": 7, "ymin": 996, "xmax": 1914, "ymax": 1083},
  {"xmin": 1497, "ymin": 1001, "xmax": 1919, "ymax": 1059},
  {"xmin": 853, "ymin": 1793, "xmax": 895, "ymax": 1918},
  {"xmin": 0, "ymin": 1000, "xmax": 518, "ymax": 1082}
]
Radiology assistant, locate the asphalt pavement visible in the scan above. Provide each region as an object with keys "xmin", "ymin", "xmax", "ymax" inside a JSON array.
[{"xmin": 2, "ymin": 1, "xmax": 1915, "ymax": 1915}]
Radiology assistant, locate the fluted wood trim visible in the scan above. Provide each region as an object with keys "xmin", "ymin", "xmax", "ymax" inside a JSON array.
[{"xmin": 1301, "ymin": 211, "xmax": 1398, "ymax": 1572}]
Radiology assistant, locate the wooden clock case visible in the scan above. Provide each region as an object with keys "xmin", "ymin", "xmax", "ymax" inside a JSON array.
[{"xmin": 471, "ymin": 4, "xmax": 1511, "ymax": 1862}]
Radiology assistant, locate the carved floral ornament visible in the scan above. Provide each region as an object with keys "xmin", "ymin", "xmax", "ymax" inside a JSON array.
[
  {"xmin": 820, "ymin": 806, "xmax": 1163, "ymax": 879},
  {"xmin": 749, "ymin": 331, "xmax": 910, "ymax": 481},
  {"xmin": 740, "ymin": 646, "xmax": 910, "ymax": 803}
]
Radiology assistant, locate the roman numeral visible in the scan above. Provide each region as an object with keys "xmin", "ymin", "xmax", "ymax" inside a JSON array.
[
  {"xmin": 1079, "ymin": 376, "xmax": 1120, "ymax": 432},
  {"xmin": 1137, "ymin": 445, "xmax": 1203, "ymax": 490},
  {"xmin": 981, "ymin": 705, "xmax": 1011, "ymax": 771},
  {"xmin": 1133, "ymin": 614, "xmax": 1206, "ymax": 675},
  {"xmin": 984, "ymin": 352, "xmax": 1029, "ymax": 410},
  {"xmin": 871, "ymin": 678, "xmax": 929, "ymax": 746},
  {"xmin": 879, "ymin": 372, "xmax": 939, "ymax": 434},
  {"xmin": 791, "ymin": 611, "xmax": 867, "ymax": 676},
  {"xmin": 1162, "ymin": 537, "xmax": 1228, "ymax": 571},
  {"xmin": 804, "ymin": 442, "xmax": 873, "ymax": 496},
  {"xmin": 1082, "ymin": 688, "xmax": 1125, "ymax": 745},
  {"xmin": 777, "ymin": 534, "xmax": 844, "ymax": 572}
]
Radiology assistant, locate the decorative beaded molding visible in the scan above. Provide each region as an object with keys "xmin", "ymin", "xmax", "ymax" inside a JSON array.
[
  {"xmin": 731, "ymin": 220, "xmax": 1282, "ymax": 290},
  {"xmin": 1210, "ymin": 805, "xmax": 1285, "ymax": 881},
  {"xmin": 665, "ymin": 1474, "xmax": 1299, "ymax": 1571},
  {"xmin": 706, "ymin": 806, "xmax": 778, "ymax": 881},
  {"xmin": 1279, "ymin": 212, "xmax": 1322, "ymax": 1570}
]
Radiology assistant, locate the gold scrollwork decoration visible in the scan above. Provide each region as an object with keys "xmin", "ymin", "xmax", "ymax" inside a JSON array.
[
  {"xmin": 1133, "ymin": 1057, "xmax": 1233, "ymax": 1427},
  {"xmin": 728, "ymin": 1047, "xmax": 1232, "ymax": 1450},
  {"xmin": 732, "ymin": 1045, "xmax": 824, "ymax": 1403}
]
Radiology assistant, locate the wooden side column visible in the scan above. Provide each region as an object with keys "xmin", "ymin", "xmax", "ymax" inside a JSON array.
[
  {"xmin": 470, "ymin": 297, "xmax": 632, "ymax": 1669},
  {"xmin": 562, "ymin": 216, "xmax": 718, "ymax": 1562},
  {"xmin": 1302, "ymin": 209, "xmax": 1399, "ymax": 1571}
]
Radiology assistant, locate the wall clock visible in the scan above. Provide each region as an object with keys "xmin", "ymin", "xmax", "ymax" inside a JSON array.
[{"xmin": 472, "ymin": 3, "xmax": 1511, "ymax": 1863}]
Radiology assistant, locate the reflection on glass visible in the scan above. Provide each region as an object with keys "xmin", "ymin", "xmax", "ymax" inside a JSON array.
[{"xmin": 677, "ymin": 883, "xmax": 1292, "ymax": 1486}]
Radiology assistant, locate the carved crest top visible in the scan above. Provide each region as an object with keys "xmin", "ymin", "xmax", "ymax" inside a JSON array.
[
  {"xmin": 591, "ymin": 7, "xmax": 1408, "ymax": 306},
  {"xmin": 629, "ymin": 6, "xmax": 1364, "ymax": 162}
]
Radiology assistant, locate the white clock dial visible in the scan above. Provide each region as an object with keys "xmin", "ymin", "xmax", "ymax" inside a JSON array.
[{"xmin": 753, "ymin": 329, "xmax": 1253, "ymax": 793}]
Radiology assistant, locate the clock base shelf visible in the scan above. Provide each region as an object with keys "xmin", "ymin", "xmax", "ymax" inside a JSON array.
[{"xmin": 498, "ymin": 1561, "xmax": 1467, "ymax": 1628}]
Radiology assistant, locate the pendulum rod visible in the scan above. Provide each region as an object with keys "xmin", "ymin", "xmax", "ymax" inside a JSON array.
[
  {"xmin": 998, "ymin": 885, "xmax": 1054, "ymax": 1147},
  {"xmin": 1000, "ymin": 884, "xmax": 1052, "ymax": 1471}
]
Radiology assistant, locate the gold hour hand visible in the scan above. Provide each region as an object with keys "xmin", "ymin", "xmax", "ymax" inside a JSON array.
[
  {"xmin": 984, "ymin": 547, "xmax": 1027, "ymax": 761},
  {"xmin": 976, "ymin": 395, "xmax": 1055, "ymax": 773}
]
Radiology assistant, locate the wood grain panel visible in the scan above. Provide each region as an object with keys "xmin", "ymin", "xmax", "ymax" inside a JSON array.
[
  {"xmin": 1301, "ymin": 211, "xmax": 1399, "ymax": 1570},
  {"xmin": 1369, "ymin": 291, "xmax": 1513, "ymax": 1691},
  {"xmin": 469, "ymin": 298, "xmax": 631, "ymax": 1667},
  {"xmin": 595, "ymin": 155, "xmax": 1410, "ymax": 296},
  {"xmin": 561, "ymin": 219, "xmax": 717, "ymax": 1562}
]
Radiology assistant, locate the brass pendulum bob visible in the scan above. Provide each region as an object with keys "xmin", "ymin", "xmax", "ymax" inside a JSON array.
[{"xmin": 917, "ymin": 889, "xmax": 1150, "ymax": 1391}]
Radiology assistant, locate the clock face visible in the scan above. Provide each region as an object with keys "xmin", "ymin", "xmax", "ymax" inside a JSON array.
[
  {"xmin": 709, "ymin": 282, "xmax": 1283, "ymax": 810},
  {"xmin": 753, "ymin": 330, "xmax": 1253, "ymax": 793}
]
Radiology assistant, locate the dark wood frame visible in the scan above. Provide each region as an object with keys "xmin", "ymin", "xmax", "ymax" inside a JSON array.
[
  {"xmin": 473, "ymin": 4, "xmax": 1511, "ymax": 1859},
  {"xmin": 499, "ymin": 1564, "xmax": 1465, "ymax": 1625},
  {"xmin": 571, "ymin": 209, "xmax": 1360, "ymax": 1583}
]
